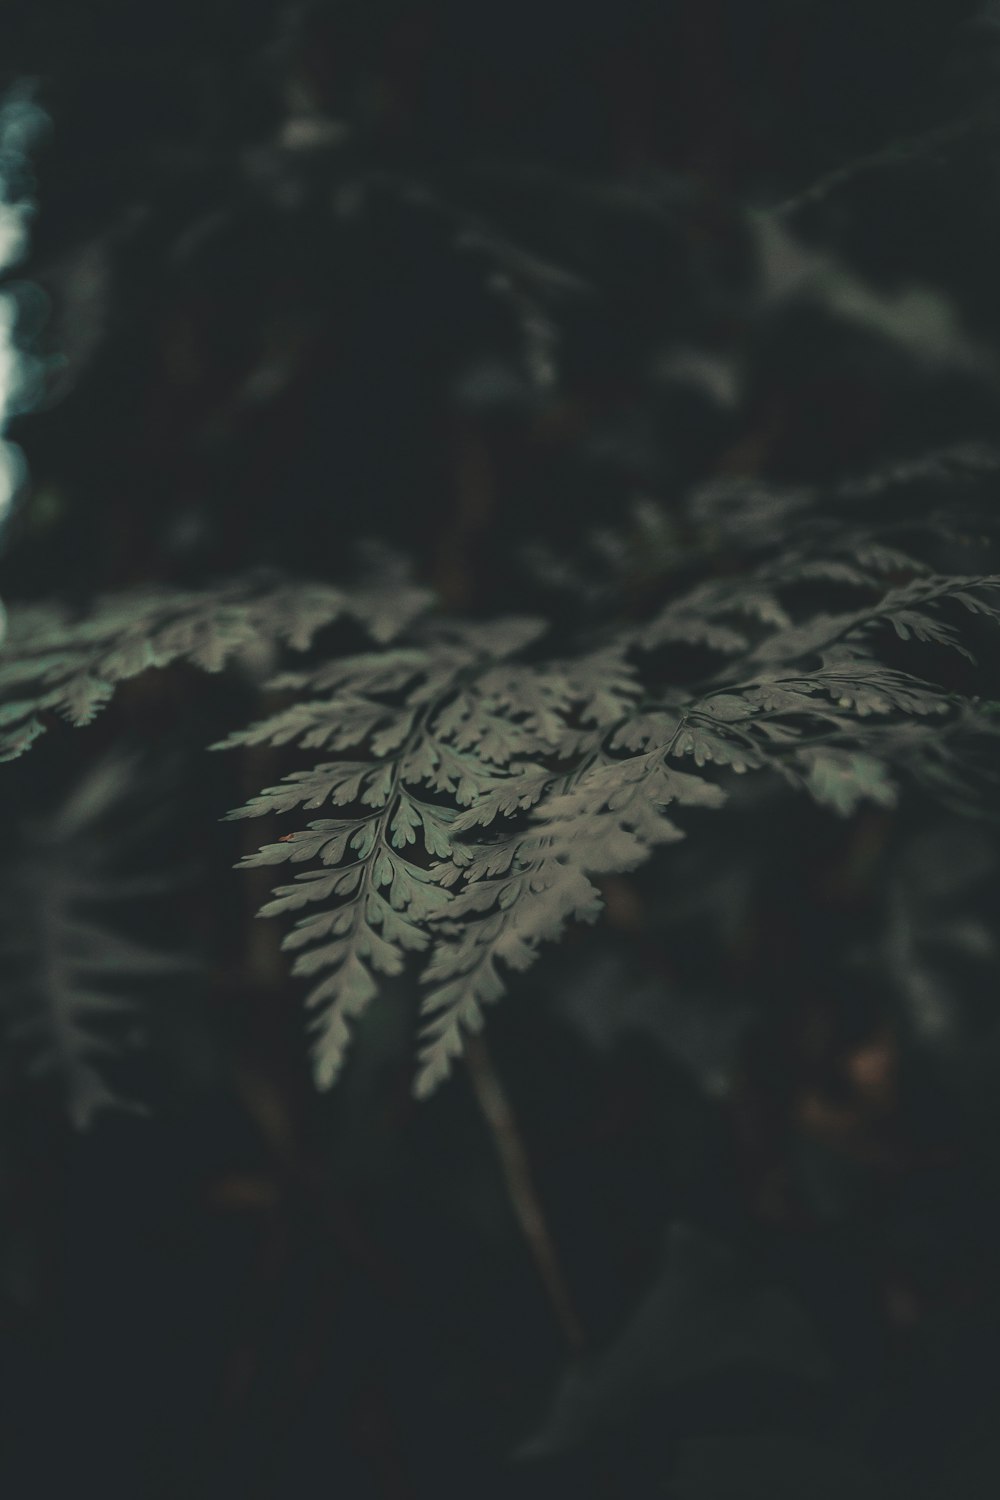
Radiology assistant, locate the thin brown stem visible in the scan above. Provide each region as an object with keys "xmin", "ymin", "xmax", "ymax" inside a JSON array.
[{"xmin": 464, "ymin": 1032, "xmax": 587, "ymax": 1357}]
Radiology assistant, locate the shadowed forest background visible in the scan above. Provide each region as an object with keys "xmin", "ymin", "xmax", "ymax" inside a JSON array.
[{"xmin": 3, "ymin": 2, "xmax": 1000, "ymax": 1496}]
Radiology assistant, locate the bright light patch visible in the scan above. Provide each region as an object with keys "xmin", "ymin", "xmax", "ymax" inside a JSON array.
[{"xmin": 0, "ymin": 82, "xmax": 50, "ymax": 643}]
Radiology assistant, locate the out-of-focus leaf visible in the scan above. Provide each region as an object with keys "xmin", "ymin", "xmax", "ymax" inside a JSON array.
[{"xmin": 519, "ymin": 1222, "xmax": 830, "ymax": 1459}]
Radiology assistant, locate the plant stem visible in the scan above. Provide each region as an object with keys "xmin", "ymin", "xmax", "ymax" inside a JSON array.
[{"xmin": 464, "ymin": 1032, "xmax": 587, "ymax": 1357}]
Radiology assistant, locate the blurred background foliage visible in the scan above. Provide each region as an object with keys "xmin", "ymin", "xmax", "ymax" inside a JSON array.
[{"xmin": 3, "ymin": 2, "xmax": 1000, "ymax": 1496}]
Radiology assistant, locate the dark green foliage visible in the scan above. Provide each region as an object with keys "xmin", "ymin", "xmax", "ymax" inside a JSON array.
[
  {"xmin": 0, "ymin": 752, "xmax": 196, "ymax": 1125},
  {"xmin": 5, "ymin": 5, "xmax": 1000, "ymax": 1498},
  {"xmin": 2, "ymin": 492, "xmax": 1000, "ymax": 1099}
]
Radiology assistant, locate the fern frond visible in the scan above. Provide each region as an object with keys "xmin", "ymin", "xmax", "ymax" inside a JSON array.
[
  {"xmin": 218, "ymin": 617, "xmax": 585, "ymax": 1087},
  {"xmin": 0, "ymin": 754, "xmax": 196, "ymax": 1127},
  {"xmin": 3, "ymin": 530, "xmax": 1000, "ymax": 1104},
  {"xmin": 0, "ymin": 573, "xmax": 434, "ymax": 759},
  {"xmin": 216, "ymin": 551, "xmax": 1000, "ymax": 1096},
  {"xmin": 414, "ymin": 753, "xmax": 725, "ymax": 1095}
]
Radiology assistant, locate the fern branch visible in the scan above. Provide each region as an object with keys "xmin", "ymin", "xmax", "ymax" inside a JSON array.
[{"xmin": 0, "ymin": 573, "xmax": 434, "ymax": 759}]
